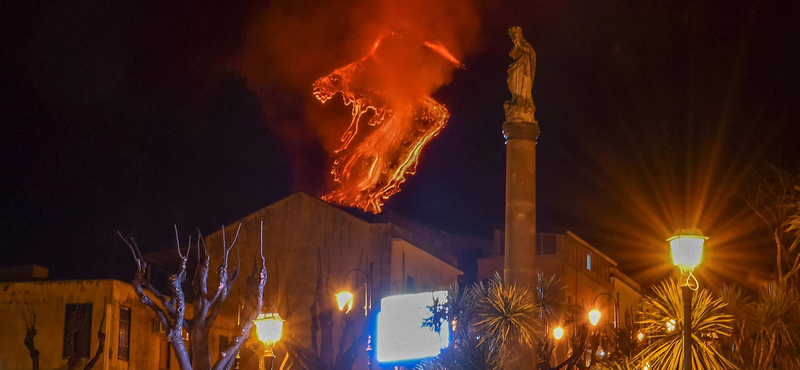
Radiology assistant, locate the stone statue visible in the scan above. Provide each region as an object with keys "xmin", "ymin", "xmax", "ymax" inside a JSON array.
[{"xmin": 504, "ymin": 26, "xmax": 536, "ymax": 123}]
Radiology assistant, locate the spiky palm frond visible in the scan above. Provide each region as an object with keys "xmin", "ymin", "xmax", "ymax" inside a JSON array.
[
  {"xmin": 784, "ymin": 193, "xmax": 800, "ymax": 234},
  {"xmin": 636, "ymin": 280, "xmax": 736, "ymax": 370},
  {"xmin": 719, "ymin": 284, "xmax": 751, "ymax": 365},
  {"xmin": 470, "ymin": 274, "xmax": 542, "ymax": 349},
  {"xmin": 593, "ymin": 356, "xmax": 640, "ymax": 370},
  {"xmin": 423, "ymin": 283, "xmax": 474, "ymax": 336},
  {"xmin": 750, "ymin": 282, "xmax": 800, "ymax": 369},
  {"xmin": 536, "ymin": 271, "xmax": 565, "ymax": 322},
  {"xmin": 415, "ymin": 334, "xmax": 505, "ymax": 370}
]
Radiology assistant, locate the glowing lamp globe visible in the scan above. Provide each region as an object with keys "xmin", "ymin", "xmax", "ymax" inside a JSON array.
[
  {"xmin": 254, "ymin": 313, "xmax": 284, "ymax": 349},
  {"xmin": 667, "ymin": 228, "xmax": 708, "ymax": 272},
  {"xmin": 552, "ymin": 326, "xmax": 564, "ymax": 340},
  {"xmin": 335, "ymin": 291, "xmax": 354, "ymax": 313},
  {"xmin": 637, "ymin": 332, "xmax": 644, "ymax": 341},
  {"xmin": 588, "ymin": 309, "xmax": 602, "ymax": 327},
  {"xmin": 666, "ymin": 319, "xmax": 676, "ymax": 332}
]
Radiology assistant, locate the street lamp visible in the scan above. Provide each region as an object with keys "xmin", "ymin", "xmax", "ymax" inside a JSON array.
[
  {"xmin": 335, "ymin": 264, "xmax": 375, "ymax": 369},
  {"xmin": 668, "ymin": 227, "xmax": 707, "ymax": 370},
  {"xmin": 589, "ymin": 292, "xmax": 619, "ymax": 329},
  {"xmin": 588, "ymin": 309, "xmax": 602, "ymax": 327},
  {"xmin": 254, "ymin": 312, "xmax": 284, "ymax": 370},
  {"xmin": 254, "ymin": 312, "xmax": 284, "ymax": 353},
  {"xmin": 552, "ymin": 326, "xmax": 565, "ymax": 340},
  {"xmin": 335, "ymin": 291, "xmax": 354, "ymax": 313},
  {"xmin": 668, "ymin": 228, "xmax": 707, "ymax": 273}
]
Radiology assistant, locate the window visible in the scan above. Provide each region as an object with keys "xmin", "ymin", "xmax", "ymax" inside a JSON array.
[
  {"xmin": 586, "ymin": 253, "xmax": 592, "ymax": 270},
  {"xmin": 118, "ymin": 307, "xmax": 131, "ymax": 360},
  {"xmin": 406, "ymin": 276, "xmax": 415, "ymax": 293},
  {"xmin": 63, "ymin": 303, "xmax": 93, "ymax": 358}
]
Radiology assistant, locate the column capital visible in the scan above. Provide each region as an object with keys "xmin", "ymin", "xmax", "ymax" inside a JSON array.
[{"xmin": 502, "ymin": 121, "xmax": 540, "ymax": 142}]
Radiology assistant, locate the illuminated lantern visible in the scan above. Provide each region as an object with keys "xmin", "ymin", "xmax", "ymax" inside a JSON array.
[
  {"xmin": 254, "ymin": 313, "xmax": 284, "ymax": 353},
  {"xmin": 666, "ymin": 319, "xmax": 676, "ymax": 332},
  {"xmin": 335, "ymin": 291, "xmax": 354, "ymax": 313},
  {"xmin": 376, "ymin": 291, "xmax": 451, "ymax": 363},
  {"xmin": 667, "ymin": 228, "xmax": 707, "ymax": 272},
  {"xmin": 588, "ymin": 309, "xmax": 602, "ymax": 327},
  {"xmin": 552, "ymin": 326, "xmax": 564, "ymax": 340},
  {"xmin": 637, "ymin": 331, "xmax": 644, "ymax": 341}
]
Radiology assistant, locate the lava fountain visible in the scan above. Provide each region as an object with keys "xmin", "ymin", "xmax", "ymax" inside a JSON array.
[{"xmin": 313, "ymin": 32, "xmax": 462, "ymax": 213}]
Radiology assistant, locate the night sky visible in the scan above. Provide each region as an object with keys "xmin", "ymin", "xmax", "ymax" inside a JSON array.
[{"xmin": 2, "ymin": 0, "xmax": 798, "ymax": 287}]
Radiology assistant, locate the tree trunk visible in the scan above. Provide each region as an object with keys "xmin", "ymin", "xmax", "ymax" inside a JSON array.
[
  {"xmin": 23, "ymin": 328, "xmax": 39, "ymax": 370},
  {"xmin": 83, "ymin": 307, "xmax": 106, "ymax": 370},
  {"xmin": 319, "ymin": 309, "xmax": 334, "ymax": 367},
  {"xmin": 192, "ymin": 323, "xmax": 212, "ymax": 370}
]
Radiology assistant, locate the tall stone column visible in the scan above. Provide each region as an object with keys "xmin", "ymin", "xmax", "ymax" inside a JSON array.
[
  {"xmin": 502, "ymin": 120, "xmax": 538, "ymax": 288},
  {"xmin": 502, "ymin": 26, "xmax": 538, "ymax": 369}
]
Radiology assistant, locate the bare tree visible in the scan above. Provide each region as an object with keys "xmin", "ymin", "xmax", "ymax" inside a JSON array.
[
  {"xmin": 118, "ymin": 222, "xmax": 267, "ymax": 370},
  {"xmin": 82, "ymin": 302, "xmax": 106, "ymax": 370},
  {"xmin": 741, "ymin": 161, "xmax": 800, "ymax": 288},
  {"xmin": 17, "ymin": 301, "xmax": 39, "ymax": 370}
]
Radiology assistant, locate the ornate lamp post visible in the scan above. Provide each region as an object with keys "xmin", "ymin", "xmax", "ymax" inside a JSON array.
[
  {"xmin": 335, "ymin": 264, "xmax": 374, "ymax": 369},
  {"xmin": 253, "ymin": 312, "xmax": 284, "ymax": 370},
  {"xmin": 589, "ymin": 292, "xmax": 619, "ymax": 329},
  {"xmin": 667, "ymin": 227, "xmax": 707, "ymax": 370}
]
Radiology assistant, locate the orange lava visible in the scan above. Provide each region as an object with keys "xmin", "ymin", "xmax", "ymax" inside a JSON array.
[{"xmin": 313, "ymin": 32, "xmax": 459, "ymax": 213}]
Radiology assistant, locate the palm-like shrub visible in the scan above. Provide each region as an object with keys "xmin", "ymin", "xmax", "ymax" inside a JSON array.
[
  {"xmin": 719, "ymin": 285, "xmax": 750, "ymax": 365},
  {"xmin": 636, "ymin": 279, "xmax": 735, "ymax": 370},
  {"xmin": 750, "ymin": 283, "xmax": 800, "ymax": 369},
  {"xmin": 471, "ymin": 275, "xmax": 542, "ymax": 348},
  {"xmin": 418, "ymin": 274, "xmax": 542, "ymax": 370},
  {"xmin": 721, "ymin": 282, "xmax": 800, "ymax": 369}
]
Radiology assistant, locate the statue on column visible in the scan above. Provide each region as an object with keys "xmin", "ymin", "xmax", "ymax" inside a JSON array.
[{"xmin": 504, "ymin": 27, "xmax": 536, "ymax": 123}]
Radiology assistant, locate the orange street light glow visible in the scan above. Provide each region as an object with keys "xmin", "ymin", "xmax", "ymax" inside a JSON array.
[
  {"xmin": 588, "ymin": 309, "xmax": 602, "ymax": 327},
  {"xmin": 335, "ymin": 291, "xmax": 354, "ymax": 313},
  {"xmin": 254, "ymin": 313, "xmax": 284, "ymax": 350},
  {"xmin": 553, "ymin": 326, "xmax": 564, "ymax": 340}
]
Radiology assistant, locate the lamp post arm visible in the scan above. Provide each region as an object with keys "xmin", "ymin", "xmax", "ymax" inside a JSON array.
[
  {"xmin": 344, "ymin": 268, "xmax": 371, "ymax": 317},
  {"xmin": 591, "ymin": 292, "xmax": 618, "ymax": 307},
  {"xmin": 592, "ymin": 292, "xmax": 620, "ymax": 329}
]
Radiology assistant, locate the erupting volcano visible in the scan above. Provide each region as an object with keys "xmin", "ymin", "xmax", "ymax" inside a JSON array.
[{"xmin": 313, "ymin": 32, "xmax": 462, "ymax": 213}]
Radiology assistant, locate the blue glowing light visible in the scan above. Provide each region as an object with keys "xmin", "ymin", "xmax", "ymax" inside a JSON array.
[{"xmin": 376, "ymin": 291, "xmax": 451, "ymax": 363}]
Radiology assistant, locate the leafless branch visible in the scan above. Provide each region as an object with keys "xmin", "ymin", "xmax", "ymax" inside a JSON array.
[
  {"xmin": 19, "ymin": 301, "xmax": 39, "ymax": 370},
  {"xmin": 212, "ymin": 222, "xmax": 266, "ymax": 370},
  {"xmin": 122, "ymin": 222, "xmax": 266, "ymax": 370},
  {"xmin": 83, "ymin": 302, "xmax": 106, "ymax": 370}
]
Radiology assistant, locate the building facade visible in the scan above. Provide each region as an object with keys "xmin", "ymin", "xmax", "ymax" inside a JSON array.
[
  {"xmin": 147, "ymin": 192, "xmax": 463, "ymax": 369},
  {"xmin": 478, "ymin": 230, "xmax": 642, "ymax": 332},
  {"xmin": 0, "ymin": 276, "xmax": 236, "ymax": 370}
]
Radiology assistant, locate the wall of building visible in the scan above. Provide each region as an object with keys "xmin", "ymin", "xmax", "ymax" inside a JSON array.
[
  {"xmin": 0, "ymin": 280, "xmax": 116, "ymax": 370},
  {"xmin": 0, "ymin": 279, "xmax": 236, "ymax": 370},
  {"xmin": 612, "ymin": 271, "xmax": 642, "ymax": 328},
  {"xmin": 195, "ymin": 193, "xmax": 462, "ymax": 369},
  {"xmin": 200, "ymin": 193, "xmax": 389, "ymax": 351},
  {"xmin": 389, "ymin": 238, "xmax": 462, "ymax": 294},
  {"xmin": 477, "ymin": 231, "xmax": 642, "ymax": 332}
]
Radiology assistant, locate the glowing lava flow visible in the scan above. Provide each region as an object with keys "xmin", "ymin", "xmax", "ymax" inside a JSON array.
[{"xmin": 313, "ymin": 33, "xmax": 460, "ymax": 213}]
